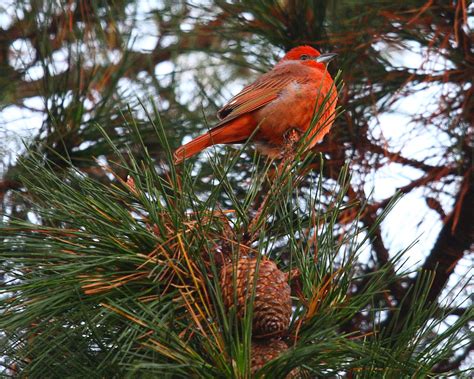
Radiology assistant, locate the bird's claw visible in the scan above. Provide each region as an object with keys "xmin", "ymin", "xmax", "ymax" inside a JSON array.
[
  {"xmin": 280, "ymin": 128, "xmax": 301, "ymax": 159},
  {"xmin": 283, "ymin": 128, "xmax": 301, "ymax": 144}
]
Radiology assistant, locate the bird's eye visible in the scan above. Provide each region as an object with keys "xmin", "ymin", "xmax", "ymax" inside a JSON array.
[{"xmin": 300, "ymin": 54, "xmax": 310, "ymax": 60}]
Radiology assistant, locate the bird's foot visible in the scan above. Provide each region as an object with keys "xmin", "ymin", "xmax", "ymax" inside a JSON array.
[
  {"xmin": 281, "ymin": 128, "xmax": 301, "ymax": 159},
  {"xmin": 283, "ymin": 128, "xmax": 301, "ymax": 144}
]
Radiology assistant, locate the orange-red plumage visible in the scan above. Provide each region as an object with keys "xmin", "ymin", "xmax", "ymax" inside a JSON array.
[{"xmin": 174, "ymin": 45, "xmax": 337, "ymax": 163}]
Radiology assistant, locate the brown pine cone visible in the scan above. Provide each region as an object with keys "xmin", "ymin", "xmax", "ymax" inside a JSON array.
[
  {"xmin": 220, "ymin": 258, "xmax": 292, "ymax": 337},
  {"xmin": 251, "ymin": 339, "xmax": 299, "ymax": 378}
]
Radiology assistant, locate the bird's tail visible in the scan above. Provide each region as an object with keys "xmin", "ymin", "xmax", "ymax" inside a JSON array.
[
  {"xmin": 174, "ymin": 133, "xmax": 215, "ymax": 164},
  {"xmin": 174, "ymin": 116, "xmax": 254, "ymax": 164}
]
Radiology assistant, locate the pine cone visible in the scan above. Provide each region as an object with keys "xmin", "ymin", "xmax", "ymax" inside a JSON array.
[
  {"xmin": 220, "ymin": 258, "xmax": 292, "ymax": 337},
  {"xmin": 251, "ymin": 339, "xmax": 298, "ymax": 378}
]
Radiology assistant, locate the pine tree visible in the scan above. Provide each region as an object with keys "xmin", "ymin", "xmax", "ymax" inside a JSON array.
[{"xmin": 1, "ymin": 0, "xmax": 472, "ymax": 377}]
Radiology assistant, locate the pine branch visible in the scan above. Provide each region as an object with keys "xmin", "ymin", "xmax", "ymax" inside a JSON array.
[
  {"xmin": 383, "ymin": 169, "xmax": 473, "ymax": 336},
  {"xmin": 419, "ymin": 169, "xmax": 473, "ymax": 304}
]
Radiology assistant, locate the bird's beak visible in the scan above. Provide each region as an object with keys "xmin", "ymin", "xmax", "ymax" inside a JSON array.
[{"xmin": 315, "ymin": 53, "xmax": 338, "ymax": 64}]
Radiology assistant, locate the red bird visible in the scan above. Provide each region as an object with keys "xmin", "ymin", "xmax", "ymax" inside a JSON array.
[{"xmin": 174, "ymin": 45, "xmax": 337, "ymax": 163}]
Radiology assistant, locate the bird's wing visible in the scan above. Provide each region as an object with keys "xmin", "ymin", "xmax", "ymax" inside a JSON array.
[{"xmin": 215, "ymin": 69, "xmax": 311, "ymax": 127}]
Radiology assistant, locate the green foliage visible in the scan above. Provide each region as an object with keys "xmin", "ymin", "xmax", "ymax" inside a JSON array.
[{"xmin": 1, "ymin": 113, "xmax": 471, "ymax": 377}]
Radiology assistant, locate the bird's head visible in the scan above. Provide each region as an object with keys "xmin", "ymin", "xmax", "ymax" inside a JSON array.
[{"xmin": 280, "ymin": 45, "xmax": 337, "ymax": 69}]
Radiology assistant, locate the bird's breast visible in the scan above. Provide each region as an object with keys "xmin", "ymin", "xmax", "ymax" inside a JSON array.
[{"xmin": 253, "ymin": 78, "xmax": 336, "ymax": 155}]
